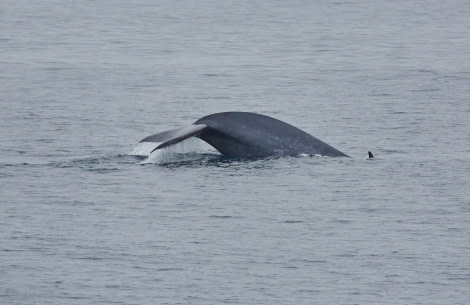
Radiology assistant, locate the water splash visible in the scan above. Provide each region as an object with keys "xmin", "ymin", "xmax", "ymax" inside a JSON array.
[
  {"xmin": 134, "ymin": 137, "xmax": 221, "ymax": 164},
  {"xmin": 129, "ymin": 142, "xmax": 159, "ymax": 156}
]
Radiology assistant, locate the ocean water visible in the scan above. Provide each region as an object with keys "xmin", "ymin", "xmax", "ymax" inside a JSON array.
[{"xmin": 1, "ymin": 0, "xmax": 470, "ymax": 304}]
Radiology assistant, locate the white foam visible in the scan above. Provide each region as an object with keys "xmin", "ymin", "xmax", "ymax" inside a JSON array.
[
  {"xmin": 296, "ymin": 153, "xmax": 325, "ymax": 158},
  {"xmin": 134, "ymin": 138, "xmax": 220, "ymax": 164}
]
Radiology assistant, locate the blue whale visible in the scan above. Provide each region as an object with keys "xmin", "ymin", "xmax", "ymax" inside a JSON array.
[{"xmin": 140, "ymin": 112, "xmax": 349, "ymax": 158}]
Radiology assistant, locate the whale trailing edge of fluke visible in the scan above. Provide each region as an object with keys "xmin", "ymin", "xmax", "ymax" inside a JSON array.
[
  {"xmin": 140, "ymin": 112, "xmax": 350, "ymax": 158},
  {"xmin": 141, "ymin": 124, "xmax": 208, "ymax": 153},
  {"xmin": 140, "ymin": 124, "xmax": 207, "ymax": 144}
]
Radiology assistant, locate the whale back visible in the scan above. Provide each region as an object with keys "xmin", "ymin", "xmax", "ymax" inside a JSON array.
[{"xmin": 194, "ymin": 112, "xmax": 349, "ymax": 158}]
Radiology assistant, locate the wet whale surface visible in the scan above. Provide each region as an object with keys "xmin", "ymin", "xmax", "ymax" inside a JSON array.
[{"xmin": 140, "ymin": 112, "xmax": 349, "ymax": 158}]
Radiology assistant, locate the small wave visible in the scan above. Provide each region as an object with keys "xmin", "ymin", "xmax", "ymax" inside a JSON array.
[
  {"xmin": 209, "ymin": 215, "xmax": 243, "ymax": 219},
  {"xmin": 49, "ymin": 154, "xmax": 137, "ymax": 172},
  {"xmin": 283, "ymin": 220, "xmax": 304, "ymax": 223}
]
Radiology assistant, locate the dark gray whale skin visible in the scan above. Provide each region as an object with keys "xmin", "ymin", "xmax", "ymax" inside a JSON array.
[{"xmin": 140, "ymin": 112, "xmax": 349, "ymax": 158}]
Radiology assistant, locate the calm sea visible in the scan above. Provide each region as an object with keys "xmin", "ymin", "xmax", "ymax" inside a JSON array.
[{"xmin": 1, "ymin": 1, "xmax": 469, "ymax": 304}]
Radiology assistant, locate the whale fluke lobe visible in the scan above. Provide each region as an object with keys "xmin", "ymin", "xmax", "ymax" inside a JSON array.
[
  {"xmin": 144, "ymin": 124, "xmax": 208, "ymax": 153},
  {"xmin": 140, "ymin": 112, "xmax": 350, "ymax": 158}
]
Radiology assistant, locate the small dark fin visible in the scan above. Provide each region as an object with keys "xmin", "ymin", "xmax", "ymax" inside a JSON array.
[{"xmin": 368, "ymin": 151, "xmax": 374, "ymax": 159}]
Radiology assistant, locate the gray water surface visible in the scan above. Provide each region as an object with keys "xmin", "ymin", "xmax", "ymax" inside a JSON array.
[{"xmin": 1, "ymin": 1, "xmax": 470, "ymax": 304}]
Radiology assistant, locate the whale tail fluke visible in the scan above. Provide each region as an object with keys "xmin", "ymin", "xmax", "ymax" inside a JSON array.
[
  {"xmin": 139, "ymin": 112, "xmax": 351, "ymax": 158},
  {"xmin": 140, "ymin": 124, "xmax": 209, "ymax": 153}
]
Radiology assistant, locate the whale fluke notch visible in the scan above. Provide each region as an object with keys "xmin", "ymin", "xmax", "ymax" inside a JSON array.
[{"xmin": 140, "ymin": 112, "xmax": 350, "ymax": 158}]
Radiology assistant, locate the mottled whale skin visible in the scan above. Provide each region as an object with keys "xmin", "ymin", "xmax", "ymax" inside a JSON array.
[{"xmin": 140, "ymin": 112, "xmax": 349, "ymax": 158}]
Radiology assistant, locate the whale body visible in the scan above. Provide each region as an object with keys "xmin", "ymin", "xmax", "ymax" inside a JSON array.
[{"xmin": 140, "ymin": 112, "xmax": 349, "ymax": 158}]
